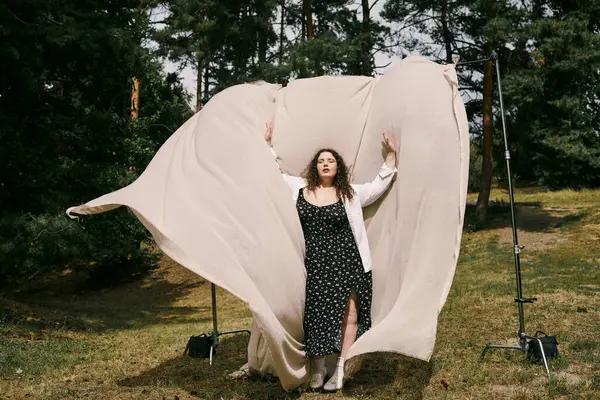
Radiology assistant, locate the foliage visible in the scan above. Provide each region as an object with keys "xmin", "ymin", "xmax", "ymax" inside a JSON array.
[
  {"xmin": 1, "ymin": 0, "xmax": 599, "ymax": 287},
  {"xmin": 382, "ymin": 0, "xmax": 600, "ymax": 188},
  {"xmin": 0, "ymin": 1, "xmax": 192, "ymax": 288}
]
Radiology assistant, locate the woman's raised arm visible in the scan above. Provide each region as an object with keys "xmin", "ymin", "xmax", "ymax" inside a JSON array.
[
  {"xmin": 265, "ymin": 122, "xmax": 305, "ymax": 190},
  {"xmin": 353, "ymin": 131, "xmax": 398, "ymax": 207}
]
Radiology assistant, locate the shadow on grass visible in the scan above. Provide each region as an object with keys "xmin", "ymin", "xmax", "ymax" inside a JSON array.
[
  {"xmin": 1, "ymin": 266, "xmax": 208, "ymax": 336},
  {"xmin": 119, "ymin": 334, "xmax": 291, "ymax": 399},
  {"xmin": 0, "ymin": 262, "xmax": 211, "ymax": 379},
  {"xmin": 464, "ymin": 201, "xmax": 586, "ymax": 233},
  {"xmin": 346, "ymin": 353, "xmax": 432, "ymax": 399},
  {"xmin": 119, "ymin": 335, "xmax": 433, "ymax": 400}
]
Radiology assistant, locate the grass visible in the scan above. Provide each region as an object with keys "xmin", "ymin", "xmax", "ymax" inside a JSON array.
[{"xmin": 1, "ymin": 187, "xmax": 600, "ymax": 399}]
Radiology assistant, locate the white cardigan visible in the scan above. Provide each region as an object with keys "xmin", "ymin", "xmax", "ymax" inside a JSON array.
[{"xmin": 271, "ymin": 147, "xmax": 397, "ymax": 273}]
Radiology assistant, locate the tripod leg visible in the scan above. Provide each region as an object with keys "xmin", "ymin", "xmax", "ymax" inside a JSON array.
[
  {"xmin": 535, "ymin": 338, "xmax": 551, "ymax": 379},
  {"xmin": 481, "ymin": 344, "xmax": 491, "ymax": 360},
  {"xmin": 480, "ymin": 344, "xmax": 523, "ymax": 360},
  {"xmin": 218, "ymin": 329, "xmax": 251, "ymax": 336}
]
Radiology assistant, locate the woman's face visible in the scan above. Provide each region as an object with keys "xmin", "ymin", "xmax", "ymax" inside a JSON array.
[{"xmin": 317, "ymin": 151, "xmax": 338, "ymax": 181}]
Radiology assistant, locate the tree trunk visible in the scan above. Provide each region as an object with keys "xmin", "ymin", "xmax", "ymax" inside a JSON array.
[
  {"xmin": 131, "ymin": 77, "xmax": 140, "ymax": 120},
  {"xmin": 196, "ymin": 55, "xmax": 203, "ymax": 113},
  {"xmin": 204, "ymin": 62, "xmax": 210, "ymax": 100},
  {"xmin": 303, "ymin": 0, "xmax": 313, "ymax": 40},
  {"xmin": 240, "ymin": 6, "xmax": 250, "ymax": 77},
  {"xmin": 361, "ymin": 0, "xmax": 373, "ymax": 75},
  {"xmin": 279, "ymin": 0, "xmax": 285, "ymax": 65},
  {"xmin": 258, "ymin": 2, "xmax": 269, "ymax": 65},
  {"xmin": 440, "ymin": 0, "xmax": 453, "ymax": 63},
  {"xmin": 476, "ymin": 51, "xmax": 494, "ymax": 222},
  {"xmin": 301, "ymin": 11, "xmax": 305, "ymax": 40}
]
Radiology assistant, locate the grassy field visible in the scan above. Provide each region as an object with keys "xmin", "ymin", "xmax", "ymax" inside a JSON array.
[{"xmin": 1, "ymin": 188, "xmax": 599, "ymax": 399}]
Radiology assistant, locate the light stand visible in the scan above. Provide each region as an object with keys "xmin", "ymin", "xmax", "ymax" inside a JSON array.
[
  {"xmin": 207, "ymin": 283, "xmax": 251, "ymax": 365},
  {"xmin": 456, "ymin": 53, "xmax": 552, "ymax": 378}
]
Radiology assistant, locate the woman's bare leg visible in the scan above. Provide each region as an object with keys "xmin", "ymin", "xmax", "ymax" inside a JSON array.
[
  {"xmin": 324, "ymin": 289, "xmax": 359, "ymax": 391},
  {"xmin": 340, "ymin": 289, "xmax": 359, "ymax": 358}
]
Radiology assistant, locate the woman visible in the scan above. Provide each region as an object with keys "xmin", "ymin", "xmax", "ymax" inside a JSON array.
[{"xmin": 264, "ymin": 122, "xmax": 397, "ymax": 391}]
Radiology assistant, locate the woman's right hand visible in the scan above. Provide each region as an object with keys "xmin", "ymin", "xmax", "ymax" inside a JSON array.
[{"xmin": 264, "ymin": 122, "xmax": 273, "ymax": 144}]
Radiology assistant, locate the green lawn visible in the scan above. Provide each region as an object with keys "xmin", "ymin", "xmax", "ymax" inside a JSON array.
[{"xmin": 1, "ymin": 188, "xmax": 599, "ymax": 399}]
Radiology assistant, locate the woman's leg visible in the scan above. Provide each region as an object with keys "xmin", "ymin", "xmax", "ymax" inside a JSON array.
[
  {"xmin": 340, "ymin": 289, "xmax": 359, "ymax": 358},
  {"xmin": 324, "ymin": 289, "xmax": 358, "ymax": 391}
]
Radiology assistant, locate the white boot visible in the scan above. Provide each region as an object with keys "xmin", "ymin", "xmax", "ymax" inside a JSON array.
[
  {"xmin": 323, "ymin": 356, "xmax": 347, "ymax": 392},
  {"xmin": 309, "ymin": 357, "xmax": 327, "ymax": 390}
]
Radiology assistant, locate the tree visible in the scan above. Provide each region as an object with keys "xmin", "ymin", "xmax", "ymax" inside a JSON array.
[
  {"xmin": 0, "ymin": 0, "xmax": 191, "ymax": 288},
  {"xmin": 303, "ymin": 0, "xmax": 313, "ymax": 39},
  {"xmin": 382, "ymin": 0, "xmax": 524, "ymax": 222},
  {"xmin": 150, "ymin": 0, "xmax": 280, "ymax": 103},
  {"xmin": 503, "ymin": 0, "xmax": 600, "ymax": 188},
  {"xmin": 383, "ymin": 0, "xmax": 600, "ymax": 196},
  {"xmin": 284, "ymin": 0, "xmax": 387, "ymax": 77}
]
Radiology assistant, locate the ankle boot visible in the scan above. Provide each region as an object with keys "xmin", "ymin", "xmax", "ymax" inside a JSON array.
[
  {"xmin": 323, "ymin": 356, "xmax": 347, "ymax": 391},
  {"xmin": 309, "ymin": 357, "xmax": 326, "ymax": 390}
]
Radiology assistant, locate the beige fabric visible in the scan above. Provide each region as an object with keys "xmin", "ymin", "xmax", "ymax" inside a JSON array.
[{"xmin": 66, "ymin": 56, "xmax": 469, "ymax": 390}]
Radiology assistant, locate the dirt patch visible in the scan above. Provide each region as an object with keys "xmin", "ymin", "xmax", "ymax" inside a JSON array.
[
  {"xmin": 532, "ymin": 372, "xmax": 586, "ymax": 387},
  {"xmin": 487, "ymin": 384, "xmax": 539, "ymax": 399},
  {"xmin": 542, "ymin": 291, "xmax": 600, "ymax": 304},
  {"xmin": 490, "ymin": 203, "xmax": 580, "ymax": 250},
  {"xmin": 489, "ymin": 384, "xmax": 523, "ymax": 395},
  {"xmin": 556, "ymin": 372, "xmax": 585, "ymax": 385},
  {"xmin": 581, "ymin": 223, "xmax": 600, "ymax": 241},
  {"xmin": 541, "ymin": 207, "xmax": 577, "ymax": 212},
  {"xmin": 496, "ymin": 227, "xmax": 567, "ymax": 252},
  {"xmin": 579, "ymin": 284, "xmax": 600, "ymax": 291}
]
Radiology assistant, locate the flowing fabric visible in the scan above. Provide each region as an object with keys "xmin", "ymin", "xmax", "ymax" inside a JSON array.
[{"xmin": 66, "ymin": 56, "xmax": 469, "ymax": 390}]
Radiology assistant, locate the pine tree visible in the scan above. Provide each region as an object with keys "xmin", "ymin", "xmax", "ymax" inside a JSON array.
[
  {"xmin": 0, "ymin": 0, "xmax": 191, "ymax": 287},
  {"xmin": 504, "ymin": 0, "xmax": 600, "ymax": 188}
]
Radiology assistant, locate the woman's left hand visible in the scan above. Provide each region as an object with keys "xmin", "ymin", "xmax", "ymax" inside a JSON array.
[
  {"xmin": 382, "ymin": 130, "xmax": 397, "ymax": 168},
  {"xmin": 383, "ymin": 130, "xmax": 396, "ymax": 153},
  {"xmin": 265, "ymin": 122, "xmax": 273, "ymax": 144}
]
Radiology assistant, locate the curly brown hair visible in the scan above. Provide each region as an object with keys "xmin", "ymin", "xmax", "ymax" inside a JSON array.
[{"xmin": 302, "ymin": 148, "xmax": 355, "ymax": 202}]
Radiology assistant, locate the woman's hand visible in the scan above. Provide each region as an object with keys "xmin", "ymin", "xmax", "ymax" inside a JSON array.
[
  {"xmin": 383, "ymin": 130, "xmax": 397, "ymax": 168},
  {"xmin": 265, "ymin": 122, "xmax": 273, "ymax": 145},
  {"xmin": 383, "ymin": 130, "xmax": 396, "ymax": 153}
]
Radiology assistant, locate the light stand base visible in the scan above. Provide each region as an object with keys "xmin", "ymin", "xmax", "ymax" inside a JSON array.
[
  {"xmin": 209, "ymin": 328, "xmax": 251, "ymax": 366},
  {"xmin": 481, "ymin": 336, "xmax": 551, "ymax": 379}
]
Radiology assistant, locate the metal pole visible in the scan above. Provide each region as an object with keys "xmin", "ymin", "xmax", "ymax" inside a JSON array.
[
  {"xmin": 210, "ymin": 283, "xmax": 219, "ymax": 365},
  {"xmin": 460, "ymin": 54, "xmax": 551, "ymax": 377},
  {"xmin": 211, "ymin": 283, "xmax": 219, "ymax": 336},
  {"xmin": 494, "ymin": 59, "xmax": 526, "ymax": 345},
  {"xmin": 207, "ymin": 282, "xmax": 251, "ymax": 366}
]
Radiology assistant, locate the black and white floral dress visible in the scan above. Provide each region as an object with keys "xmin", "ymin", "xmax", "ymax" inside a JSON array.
[{"xmin": 296, "ymin": 188, "xmax": 373, "ymax": 357}]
